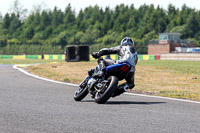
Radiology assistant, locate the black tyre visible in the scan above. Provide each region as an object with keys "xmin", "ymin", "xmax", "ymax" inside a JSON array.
[
  {"xmin": 95, "ymin": 76, "xmax": 118, "ymax": 104},
  {"xmin": 74, "ymin": 77, "xmax": 89, "ymax": 101}
]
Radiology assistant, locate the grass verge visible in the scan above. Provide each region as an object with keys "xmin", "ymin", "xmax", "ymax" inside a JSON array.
[{"xmin": 26, "ymin": 60, "xmax": 200, "ymax": 101}]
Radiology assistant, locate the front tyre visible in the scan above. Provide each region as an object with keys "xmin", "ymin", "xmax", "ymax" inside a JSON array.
[
  {"xmin": 74, "ymin": 76, "xmax": 89, "ymax": 101},
  {"xmin": 95, "ymin": 76, "xmax": 118, "ymax": 104}
]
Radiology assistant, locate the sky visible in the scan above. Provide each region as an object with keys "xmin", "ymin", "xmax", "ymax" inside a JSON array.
[{"xmin": 0, "ymin": 0, "xmax": 200, "ymax": 16}]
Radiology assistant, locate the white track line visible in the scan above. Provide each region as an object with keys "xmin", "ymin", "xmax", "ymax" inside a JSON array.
[
  {"xmin": 13, "ymin": 65, "xmax": 200, "ymax": 104},
  {"xmin": 124, "ymin": 93, "xmax": 200, "ymax": 104},
  {"xmin": 13, "ymin": 65, "xmax": 78, "ymax": 87}
]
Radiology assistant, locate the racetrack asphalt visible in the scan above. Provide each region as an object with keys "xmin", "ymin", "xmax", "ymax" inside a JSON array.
[{"xmin": 0, "ymin": 64, "xmax": 200, "ymax": 133}]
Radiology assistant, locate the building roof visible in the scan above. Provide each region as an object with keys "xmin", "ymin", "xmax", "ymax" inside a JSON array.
[{"xmin": 159, "ymin": 33, "xmax": 181, "ymax": 36}]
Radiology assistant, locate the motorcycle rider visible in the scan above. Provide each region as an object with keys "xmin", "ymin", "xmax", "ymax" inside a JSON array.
[{"xmin": 89, "ymin": 37, "xmax": 138, "ymax": 97}]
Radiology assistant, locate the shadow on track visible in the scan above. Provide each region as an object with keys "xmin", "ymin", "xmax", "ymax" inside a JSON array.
[
  {"xmin": 106, "ymin": 101, "xmax": 166, "ymax": 105},
  {"xmin": 81, "ymin": 100, "xmax": 166, "ymax": 105}
]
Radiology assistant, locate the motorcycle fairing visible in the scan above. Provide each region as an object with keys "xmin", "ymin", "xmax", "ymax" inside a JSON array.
[{"xmin": 105, "ymin": 62, "xmax": 131, "ymax": 80}]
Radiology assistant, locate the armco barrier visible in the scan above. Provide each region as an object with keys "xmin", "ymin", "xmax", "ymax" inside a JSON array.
[
  {"xmin": 138, "ymin": 55, "xmax": 143, "ymax": 60},
  {"xmin": 26, "ymin": 55, "xmax": 41, "ymax": 59},
  {"xmin": 53, "ymin": 55, "xmax": 58, "ymax": 60},
  {"xmin": 44, "ymin": 54, "xmax": 65, "ymax": 60},
  {"xmin": 49, "ymin": 55, "xmax": 53, "ymax": 60},
  {"xmin": 0, "ymin": 55, "xmax": 13, "ymax": 59},
  {"xmin": 0, "ymin": 55, "xmax": 64, "ymax": 60},
  {"xmin": 109, "ymin": 54, "xmax": 118, "ymax": 60},
  {"xmin": 155, "ymin": 55, "xmax": 160, "ymax": 60},
  {"xmin": 0, "ymin": 54, "xmax": 160, "ymax": 61},
  {"xmin": 13, "ymin": 55, "xmax": 26, "ymax": 59},
  {"xmin": 143, "ymin": 55, "xmax": 149, "ymax": 60},
  {"xmin": 44, "ymin": 55, "xmax": 49, "ymax": 60},
  {"xmin": 58, "ymin": 55, "xmax": 63, "ymax": 60},
  {"xmin": 149, "ymin": 55, "xmax": 155, "ymax": 60}
]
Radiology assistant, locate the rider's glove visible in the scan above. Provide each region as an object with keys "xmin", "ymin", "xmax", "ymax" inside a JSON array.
[{"xmin": 92, "ymin": 52, "xmax": 100, "ymax": 58}]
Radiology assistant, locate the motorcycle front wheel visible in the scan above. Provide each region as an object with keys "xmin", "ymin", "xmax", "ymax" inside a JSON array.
[
  {"xmin": 74, "ymin": 76, "xmax": 89, "ymax": 101},
  {"xmin": 95, "ymin": 76, "xmax": 118, "ymax": 104}
]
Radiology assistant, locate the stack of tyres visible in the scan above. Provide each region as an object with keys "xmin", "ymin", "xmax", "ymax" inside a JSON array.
[
  {"xmin": 77, "ymin": 46, "xmax": 89, "ymax": 61},
  {"xmin": 65, "ymin": 45, "xmax": 89, "ymax": 62},
  {"xmin": 65, "ymin": 46, "xmax": 78, "ymax": 62}
]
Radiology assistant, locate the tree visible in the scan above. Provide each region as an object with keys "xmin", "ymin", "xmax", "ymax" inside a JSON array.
[
  {"xmin": 1, "ymin": 13, "xmax": 10, "ymax": 29},
  {"xmin": 63, "ymin": 4, "xmax": 75, "ymax": 28},
  {"xmin": 184, "ymin": 12, "xmax": 199, "ymax": 38},
  {"xmin": 30, "ymin": 2, "xmax": 48, "ymax": 14},
  {"xmin": 9, "ymin": 0, "xmax": 28, "ymax": 21},
  {"xmin": 0, "ymin": 12, "xmax": 2, "ymax": 23},
  {"xmin": 51, "ymin": 7, "xmax": 64, "ymax": 30},
  {"xmin": 80, "ymin": 28, "xmax": 100, "ymax": 44},
  {"xmin": 40, "ymin": 11, "xmax": 51, "ymax": 31},
  {"xmin": 9, "ymin": 13, "xmax": 21, "ymax": 35},
  {"xmin": 76, "ymin": 9, "xmax": 84, "ymax": 30}
]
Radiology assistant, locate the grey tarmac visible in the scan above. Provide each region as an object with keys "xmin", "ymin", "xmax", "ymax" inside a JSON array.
[{"xmin": 0, "ymin": 64, "xmax": 200, "ymax": 133}]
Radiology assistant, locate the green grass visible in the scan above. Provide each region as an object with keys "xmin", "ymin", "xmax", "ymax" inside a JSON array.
[
  {"xmin": 0, "ymin": 59, "xmax": 64, "ymax": 64},
  {"xmin": 137, "ymin": 60, "xmax": 200, "ymax": 75}
]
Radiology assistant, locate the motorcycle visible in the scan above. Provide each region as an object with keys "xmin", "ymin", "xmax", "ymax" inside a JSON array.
[{"xmin": 74, "ymin": 56, "xmax": 132, "ymax": 104}]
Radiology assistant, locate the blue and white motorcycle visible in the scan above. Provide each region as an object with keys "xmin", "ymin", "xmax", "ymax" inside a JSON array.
[{"xmin": 74, "ymin": 57, "xmax": 132, "ymax": 104}]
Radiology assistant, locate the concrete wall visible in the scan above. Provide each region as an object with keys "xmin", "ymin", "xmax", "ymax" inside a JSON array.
[
  {"xmin": 170, "ymin": 43, "xmax": 196, "ymax": 52},
  {"xmin": 148, "ymin": 42, "xmax": 196, "ymax": 55},
  {"xmin": 160, "ymin": 53, "xmax": 200, "ymax": 61},
  {"xmin": 148, "ymin": 44, "xmax": 170, "ymax": 55}
]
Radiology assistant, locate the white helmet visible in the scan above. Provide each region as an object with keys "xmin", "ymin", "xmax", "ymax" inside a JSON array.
[{"xmin": 120, "ymin": 37, "xmax": 134, "ymax": 47}]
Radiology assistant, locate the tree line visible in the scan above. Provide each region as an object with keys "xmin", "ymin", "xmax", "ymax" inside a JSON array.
[{"xmin": 0, "ymin": 1, "xmax": 200, "ymax": 55}]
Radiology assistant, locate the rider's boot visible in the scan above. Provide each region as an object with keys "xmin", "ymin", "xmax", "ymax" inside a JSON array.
[
  {"xmin": 112, "ymin": 83, "xmax": 134, "ymax": 97},
  {"xmin": 90, "ymin": 90, "xmax": 96, "ymax": 99},
  {"xmin": 111, "ymin": 89, "xmax": 125, "ymax": 97}
]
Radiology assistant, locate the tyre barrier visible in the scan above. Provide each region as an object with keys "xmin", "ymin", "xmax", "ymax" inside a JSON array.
[
  {"xmin": 77, "ymin": 46, "xmax": 89, "ymax": 61},
  {"xmin": 65, "ymin": 46, "xmax": 78, "ymax": 61},
  {"xmin": 65, "ymin": 45, "xmax": 90, "ymax": 62}
]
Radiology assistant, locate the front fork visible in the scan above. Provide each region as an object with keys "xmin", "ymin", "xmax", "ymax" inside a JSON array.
[
  {"xmin": 92, "ymin": 58, "xmax": 106, "ymax": 75},
  {"xmin": 79, "ymin": 75, "xmax": 90, "ymax": 89}
]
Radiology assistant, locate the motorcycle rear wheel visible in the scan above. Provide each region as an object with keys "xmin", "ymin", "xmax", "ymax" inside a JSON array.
[{"xmin": 95, "ymin": 76, "xmax": 118, "ymax": 104}]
